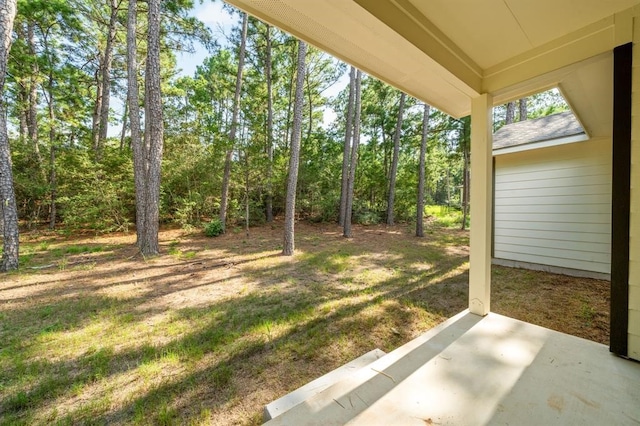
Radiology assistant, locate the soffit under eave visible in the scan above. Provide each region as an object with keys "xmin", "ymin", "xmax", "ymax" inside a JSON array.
[
  {"xmin": 224, "ymin": 0, "xmax": 635, "ymax": 123},
  {"xmin": 223, "ymin": 0, "xmax": 480, "ymax": 118},
  {"xmin": 352, "ymin": 0, "xmax": 483, "ymax": 94}
]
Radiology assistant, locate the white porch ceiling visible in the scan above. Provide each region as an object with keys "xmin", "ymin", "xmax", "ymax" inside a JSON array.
[
  {"xmin": 411, "ymin": 0, "xmax": 638, "ymax": 69},
  {"xmin": 225, "ymin": 0, "xmax": 639, "ymax": 123}
]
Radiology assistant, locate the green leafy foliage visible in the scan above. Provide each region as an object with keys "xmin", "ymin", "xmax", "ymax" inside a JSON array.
[
  {"xmin": 424, "ymin": 205, "xmax": 465, "ymax": 228},
  {"xmin": 204, "ymin": 219, "xmax": 224, "ymax": 237},
  {"xmin": 3, "ymin": 1, "xmax": 568, "ymax": 237},
  {"xmin": 56, "ymin": 150, "xmax": 135, "ymax": 232}
]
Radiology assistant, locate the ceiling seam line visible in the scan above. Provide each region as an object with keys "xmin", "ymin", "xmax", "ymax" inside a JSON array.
[
  {"xmin": 502, "ymin": 0, "xmax": 534, "ymax": 47},
  {"xmin": 388, "ymin": 0, "xmax": 483, "ymax": 79}
]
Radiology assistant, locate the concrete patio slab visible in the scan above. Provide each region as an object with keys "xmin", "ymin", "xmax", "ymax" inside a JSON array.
[
  {"xmin": 264, "ymin": 310, "xmax": 640, "ymax": 425},
  {"xmin": 264, "ymin": 348, "xmax": 386, "ymax": 421}
]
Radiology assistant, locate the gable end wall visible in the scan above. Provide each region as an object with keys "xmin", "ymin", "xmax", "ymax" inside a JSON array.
[{"xmin": 494, "ymin": 138, "xmax": 612, "ymax": 275}]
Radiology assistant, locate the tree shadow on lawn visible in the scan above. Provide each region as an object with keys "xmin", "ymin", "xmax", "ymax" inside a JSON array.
[
  {"xmin": 1, "ymin": 252, "xmax": 281, "ymax": 306},
  {"xmin": 0, "ymin": 224, "xmax": 470, "ymax": 424}
]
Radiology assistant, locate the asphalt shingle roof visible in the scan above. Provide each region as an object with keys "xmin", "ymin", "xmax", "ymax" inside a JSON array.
[{"xmin": 493, "ymin": 111, "xmax": 585, "ymax": 150}]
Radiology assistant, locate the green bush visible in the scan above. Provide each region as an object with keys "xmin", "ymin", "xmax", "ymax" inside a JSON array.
[
  {"xmin": 424, "ymin": 205, "xmax": 466, "ymax": 228},
  {"xmin": 57, "ymin": 150, "xmax": 135, "ymax": 232},
  {"xmin": 354, "ymin": 209, "xmax": 382, "ymax": 225},
  {"xmin": 204, "ymin": 219, "xmax": 224, "ymax": 237}
]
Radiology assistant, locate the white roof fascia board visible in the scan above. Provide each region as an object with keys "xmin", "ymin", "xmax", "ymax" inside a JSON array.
[
  {"xmin": 493, "ymin": 133, "xmax": 589, "ymax": 156},
  {"xmin": 557, "ymin": 85, "xmax": 593, "ymax": 139}
]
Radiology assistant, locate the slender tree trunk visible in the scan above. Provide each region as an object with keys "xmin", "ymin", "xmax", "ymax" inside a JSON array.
[
  {"xmin": 128, "ymin": 0, "xmax": 145, "ymax": 247},
  {"xmin": 505, "ymin": 101, "xmax": 515, "ymax": 124},
  {"xmin": 120, "ymin": 97, "xmax": 128, "ymax": 151},
  {"xmin": 461, "ymin": 141, "xmax": 469, "ymax": 230},
  {"xmin": 460, "ymin": 148, "xmax": 470, "ymax": 231},
  {"xmin": 91, "ymin": 64, "xmax": 103, "ymax": 153},
  {"xmin": 459, "ymin": 116, "xmax": 471, "ymax": 230},
  {"xmin": 26, "ymin": 21, "xmax": 43, "ymax": 171},
  {"xmin": 386, "ymin": 92, "xmax": 405, "ymax": 226},
  {"xmin": 284, "ymin": 41, "xmax": 296, "ymax": 153},
  {"xmin": 339, "ymin": 66, "xmax": 356, "ymax": 226},
  {"xmin": 282, "ymin": 41, "xmax": 307, "ymax": 256},
  {"xmin": 382, "ymin": 124, "xmax": 389, "ymax": 179},
  {"xmin": 96, "ymin": 0, "xmax": 120, "ymax": 160},
  {"xmin": 244, "ymin": 151, "xmax": 250, "ymax": 236},
  {"xmin": 14, "ymin": 24, "xmax": 25, "ymax": 141},
  {"xmin": 49, "ymin": 145, "xmax": 56, "ymax": 229},
  {"xmin": 446, "ymin": 169, "xmax": 451, "ymax": 205},
  {"xmin": 140, "ymin": 0, "xmax": 163, "ymax": 256},
  {"xmin": 18, "ymin": 89, "xmax": 27, "ymax": 140},
  {"xmin": 416, "ymin": 104, "xmax": 430, "ymax": 237},
  {"xmin": 343, "ymin": 70, "xmax": 362, "ymax": 238},
  {"xmin": 265, "ymin": 25, "xmax": 274, "ymax": 222},
  {"xmin": 220, "ymin": 149, "xmax": 232, "ymax": 227},
  {"xmin": 0, "ymin": 0, "xmax": 19, "ymax": 271},
  {"xmin": 519, "ymin": 97, "xmax": 528, "ymax": 121},
  {"xmin": 306, "ymin": 71, "xmax": 313, "ymax": 143},
  {"xmin": 220, "ymin": 12, "xmax": 248, "ymax": 232},
  {"xmin": 47, "ymin": 72, "xmax": 56, "ymax": 229}
]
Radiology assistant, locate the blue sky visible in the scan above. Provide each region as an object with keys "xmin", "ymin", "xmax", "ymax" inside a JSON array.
[
  {"xmin": 176, "ymin": 1, "xmax": 236, "ymax": 77},
  {"xmin": 176, "ymin": 1, "xmax": 349, "ymax": 127},
  {"xmin": 109, "ymin": 2, "xmax": 346, "ymax": 136}
]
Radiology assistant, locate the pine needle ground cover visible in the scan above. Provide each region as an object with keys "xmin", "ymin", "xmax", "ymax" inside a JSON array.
[{"xmin": 0, "ymin": 222, "xmax": 608, "ymax": 425}]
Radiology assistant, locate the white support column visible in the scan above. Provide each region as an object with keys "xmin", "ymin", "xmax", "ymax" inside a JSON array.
[{"xmin": 469, "ymin": 93, "xmax": 493, "ymax": 316}]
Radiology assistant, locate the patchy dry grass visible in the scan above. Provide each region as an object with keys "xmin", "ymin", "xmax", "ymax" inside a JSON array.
[{"xmin": 0, "ymin": 221, "xmax": 608, "ymax": 425}]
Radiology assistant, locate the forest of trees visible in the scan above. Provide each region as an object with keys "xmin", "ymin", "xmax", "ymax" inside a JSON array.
[{"xmin": 0, "ymin": 1, "xmax": 570, "ymax": 270}]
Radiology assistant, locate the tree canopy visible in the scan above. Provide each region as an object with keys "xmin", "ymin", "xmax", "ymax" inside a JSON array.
[{"xmin": 1, "ymin": 1, "xmax": 570, "ymax": 263}]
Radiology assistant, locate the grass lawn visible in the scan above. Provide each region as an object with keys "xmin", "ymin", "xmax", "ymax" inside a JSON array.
[{"xmin": 0, "ymin": 221, "xmax": 609, "ymax": 425}]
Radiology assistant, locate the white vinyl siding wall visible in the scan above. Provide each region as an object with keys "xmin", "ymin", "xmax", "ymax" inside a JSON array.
[{"xmin": 494, "ymin": 138, "xmax": 612, "ymax": 274}]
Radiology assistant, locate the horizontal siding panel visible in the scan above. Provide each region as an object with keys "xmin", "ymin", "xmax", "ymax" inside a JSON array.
[
  {"xmin": 495, "ymin": 212, "xmax": 610, "ymax": 224},
  {"xmin": 629, "ymin": 334, "xmax": 640, "ymax": 362},
  {"xmin": 496, "ymin": 159, "xmax": 609, "ymax": 176},
  {"xmin": 494, "ymin": 242, "xmax": 610, "ymax": 264},
  {"xmin": 494, "ymin": 228, "xmax": 610, "ymax": 244},
  {"xmin": 494, "ymin": 235, "xmax": 610, "ymax": 254},
  {"xmin": 497, "ymin": 175, "xmax": 610, "ymax": 191},
  {"xmin": 495, "ymin": 164, "xmax": 610, "ymax": 183},
  {"xmin": 630, "ymin": 259, "xmax": 640, "ymax": 287},
  {"xmin": 629, "ymin": 285, "xmax": 640, "ymax": 311},
  {"xmin": 495, "ymin": 194, "xmax": 610, "ymax": 206},
  {"xmin": 495, "ymin": 184, "xmax": 611, "ymax": 198},
  {"xmin": 495, "ymin": 221, "xmax": 610, "ymax": 234},
  {"xmin": 494, "ymin": 138, "xmax": 610, "ymax": 166},
  {"xmin": 494, "ymin": 250, "xmax": 610, "ymax": 273},
  {"xmin": 493, "ymin": 250, "xmax": 610, "ymax": 274},
  {"xmin": 629, "ymin": 310, "xmax": 640, "ymax": 336},
  {"xmin": 494, "ymin": 143, "xmax": 603, "ymax": 161},
  {"xmin": 495, "ymin": 203, "xmax": 611, "ymax": 215},
  {"xmin": 496, "ymin": 150, "xmax": 610, "ymax": 166},
  {"xmin": 494, "ymin": 138, "xmax": 612, "ymax": 274}
]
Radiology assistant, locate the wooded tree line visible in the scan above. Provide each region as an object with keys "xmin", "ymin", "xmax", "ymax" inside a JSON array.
[{"xmin": 0, "ymin": 1, "xmax": 569, "ymax": 269}]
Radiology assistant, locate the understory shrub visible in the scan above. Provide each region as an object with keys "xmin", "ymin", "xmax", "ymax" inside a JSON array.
[
  {"xmin": 204, "ymin": 219, "xmax": 224, "ymax": 237},
  {"xmin": 424, "ymin": 205, "xmax": 465, "ymax": 228}
]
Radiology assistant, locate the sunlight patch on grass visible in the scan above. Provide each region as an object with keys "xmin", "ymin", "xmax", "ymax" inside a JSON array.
[
  {"xmin": 8, "ymin": 225, "xmax": 600, "ymax": 424},
  {"xmin": 1, "ymin": 224, "xmax": 606, "ymax": 425},
  {"xmin": 30, "ymin": 360, "xmax": 189, "ymax": 425},
  {"xmin": 423, "ymin": 261, "xmax": 469, "ymax": 287},
  {"xmin": 409, "ymin": 262, "xmax": 433, "ymax": 272}
]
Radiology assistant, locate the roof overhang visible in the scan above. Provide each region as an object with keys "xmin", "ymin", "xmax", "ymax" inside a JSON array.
[
  {"xmin": 493, "ymin": 133, "xmax": 589, "ymax": 156},
  {"xmin": 225, "ymin": 0, "xmax": 640, "ymax": 124}
]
